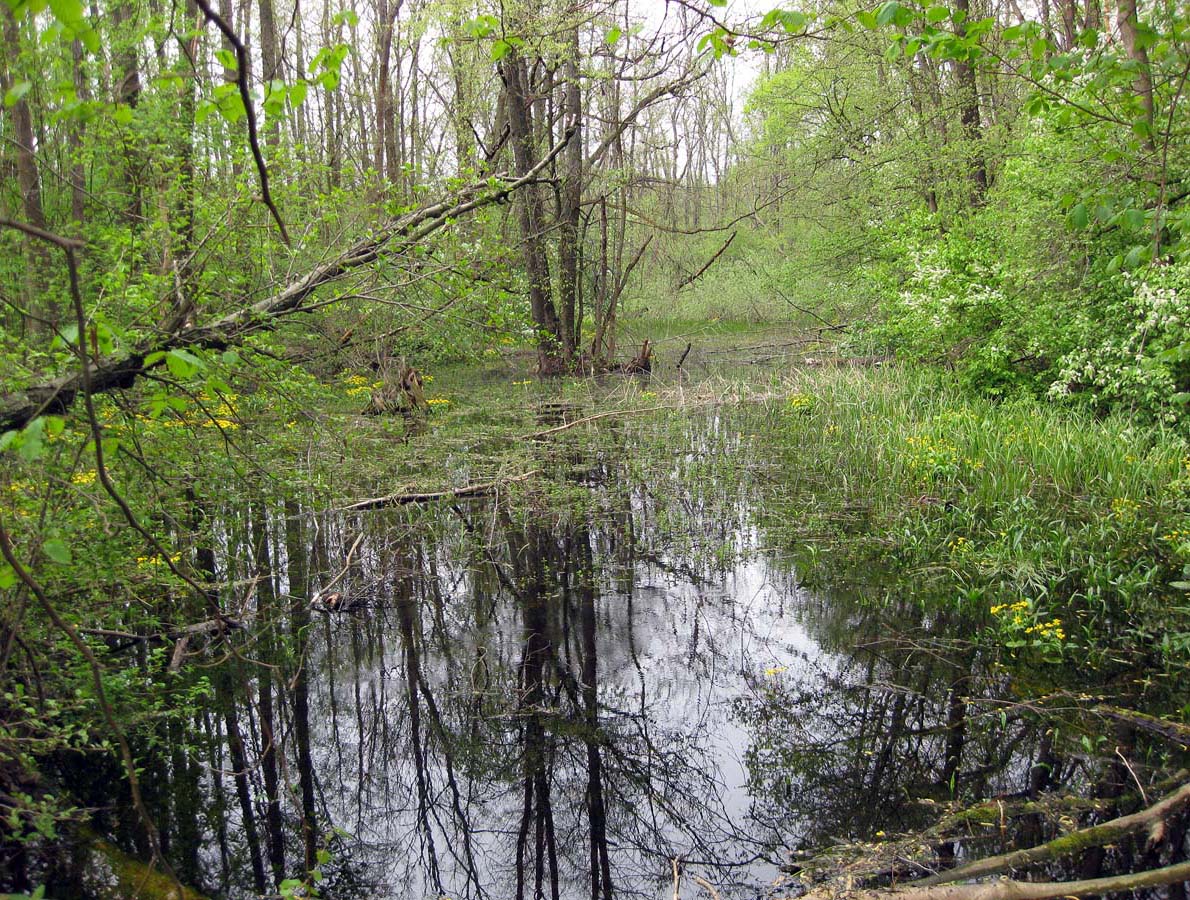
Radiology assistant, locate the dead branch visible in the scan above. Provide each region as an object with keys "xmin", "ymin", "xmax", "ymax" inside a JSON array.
[
  {"xmin": 1093, "ymin": 704, "xmax": 1190, "ymax": 747},
  {"xmin": 312, "ymin": 532, "xmax": 364, "ymax": 597},
  {"xmin": 520, "ymin": 405, "xmax": 668, "ymax": 439},
  {"xmin": 0, "ymin": 132, "xmax": 572, "ymax": 434},
  {"xmin": 341, "ymin": 470, "xmax": 541, "ymax": 512},
  {"xmin": 677, "ymin": 231, "xmax": 736, "ymax": 290},
  {"xmin": 864, "ymin": 860, "xmax": 1190, "ymax": 900},
  {"xmin": 80, "ymin": 617, "xmax": 244, "ymax": 643},
  {"xmin": 913, "ymin": 780, "xmax": 1190, "ymax": 887}
]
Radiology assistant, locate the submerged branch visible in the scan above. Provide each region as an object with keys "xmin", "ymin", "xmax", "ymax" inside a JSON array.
[{"xmin": 341, "ymin": 470, "xmax": 541, "ymax": 511}]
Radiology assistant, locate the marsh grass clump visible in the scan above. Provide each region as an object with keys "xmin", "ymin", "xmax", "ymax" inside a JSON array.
[{"xmin": 759, "ymin": 366, "xmax": 1190, "ymax": 671}]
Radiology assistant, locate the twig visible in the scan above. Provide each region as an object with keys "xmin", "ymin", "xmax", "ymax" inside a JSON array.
[
  {"xmin": 676, "ymin": 342, "xmax": 692, "ymax": 369},
  {"xmin": 0, "ymin": 217, "xmax": 85, "ymax": 249},
  {"xmin": 692, "ymin": 875, "xmax": 721, "ymax": 900},
  {"xmin": 672, "ymin": 857, "xmax": 682, "ymax": 900},
  {"xmin": 1115, "ymin": 746, "xmax": 1147, "ymax": 805}
]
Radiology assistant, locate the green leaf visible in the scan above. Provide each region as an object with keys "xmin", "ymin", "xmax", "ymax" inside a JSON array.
[
  {"xmin": 1123, "ymin": 244, "xmax": 1149, "ymax": 269},
  {"xmin": 1067, "ymin": 202, "xmax": 1089, "ymax": 229},
  {"xmin": 195, "ymin": 99, "xmax": 216, "ymax": 124},
  {"xmin": 263, "ymin": 79, "xmax": 287, "ymax": 115},
  {"xmin": 165, "ymin": 348, "xmax": 205, "ymax": 379},
  {"xmin": 856, "ymin": 9, "xmax": 878, "ymax": 28},
  {"xmin": 490, "ymin": 38, "xmax": 511, "ymax": 61},
  {"xmin": 4, "ymin": 81, "xmax": 32, "ymax": 107},
  {"xmin": 215, "ymin": 48, "xmax": 238, "ymax": 70},
  {"xmin": 43, "ymin": 538, "xmax": 72, "ymax": 565},
  {"xmin": 875, "ymin": 1, "xmax": 902, "ymax": 26},
  {"xmin": 218, "ymin": 93, "xmax": 247, "ymax": 123},
  {"xmin": 708, "ymin": 0, "xmax": 727, "ymax": 5},
  {"xmin": 605, "ymin": 25, "xmax": 622, "ymax": 46},
  {"xmin": 463, "ymin": 14, "xmax": 497, "ymax": 38},
  {"xmin": 47, "ymin": 0, "xmax": 84, "ymax": 29},
  {"xmin": 1123, "ymin": 208, "xmax": 1146, "ymax": 230},
  {"xmin": 288, "ymin": 80, "xmax": 308, "ymax": 107},
  {"xmin": 0, "ymin": 565, "xmax": 16, "ymax": 590},
  {"xmin": 925, "ymin": 6, "xmax": 949, "ymax": 23}
]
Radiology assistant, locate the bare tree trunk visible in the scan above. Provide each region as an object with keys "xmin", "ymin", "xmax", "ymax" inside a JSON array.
[
  {"xmin": 952, "ymin": 0, "xmax": 988, "ymax": 200},
  {"xmin": 258, "ymin": 0, "xmax": 280, "ymax": 145},
  {"xmin": 69, "ymin": 39, "xmax": 88, "ymax": 223},
  {"xmin": 1059, "ymin": 0, "xmax": 1077, "ymax": 50},
  {"xmin": 1117, "ymin": 0, "xmax": 1155, "ymax": 153},
  {"xmin": 111, "ymin": 0, "xmax": 143, "ymax": 223},
  {"xmin": 1, "ymin": 6, "xmax": 51, "ymax": 330},
  {"xmin": 556, "ymin": 29, "xmax": 582, "ymax": 360},
  {"xmin": 375, "ymin": 0, "xmax": 398, "ymax": 180},
  {"xmin": 502, "ymin": 52, "xmax": 563, "ymax": 372}
]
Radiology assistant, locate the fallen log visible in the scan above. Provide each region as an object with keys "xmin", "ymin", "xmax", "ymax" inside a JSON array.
[
  {"xmin": 843, "ymin": 860, "xmax": 1190, "ymax": 900},
  {"xmin": 0, "ymin": 132, "xmax": 572, "ymax": 434},
  {"xmin": 910, "ymin": 780, "xmax": 1190, "ymax": 888}
]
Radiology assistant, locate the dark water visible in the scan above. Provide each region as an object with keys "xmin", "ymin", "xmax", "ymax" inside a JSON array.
[{"xmin": 61, "ymin": 398, "xmax": 1175, "ymax": 899}]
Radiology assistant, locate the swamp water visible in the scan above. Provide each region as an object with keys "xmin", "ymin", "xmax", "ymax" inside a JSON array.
[{"xmin": 70, "ymin": 362, "xmax": 1183, "ymax": 899}]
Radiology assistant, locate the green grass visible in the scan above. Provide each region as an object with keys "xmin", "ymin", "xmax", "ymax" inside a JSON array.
[{"xmin": 752, "ymin": 365, "xmax": 1190, "ymax": 674}]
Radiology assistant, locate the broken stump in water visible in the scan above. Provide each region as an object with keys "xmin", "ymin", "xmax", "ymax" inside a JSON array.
[
  {"xmin": 365, "ymin": 362, "xmax": 428, "ymax": 419},
  {"xmin": 622, "ymin": 338, "xmax": 653, "ymax": 374}
]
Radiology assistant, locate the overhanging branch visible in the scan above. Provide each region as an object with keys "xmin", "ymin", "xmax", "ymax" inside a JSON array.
[{"xmin": 0, "ymin": 130, "xmax": 572, "ymax": 434}]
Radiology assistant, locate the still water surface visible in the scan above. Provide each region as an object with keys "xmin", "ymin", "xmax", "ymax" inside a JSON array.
[{"xmin": 95, "ymin": 393, "xmax": 1058, "ymax": 900}]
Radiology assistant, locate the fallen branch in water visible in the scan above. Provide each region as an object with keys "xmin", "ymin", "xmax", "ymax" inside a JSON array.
[
  {"xmin": 341, "ymin": 470, "xmax": 541, "ymax": 511},
  {"xmin": 81, "ymin": 617, "xmax": 243, "ymax": 644},
  {"xmin": 911, "ymin": 779, "xmax": 1190, "ymax": 887},
  {"xmin": 521, "ymin": 405, "xmax": 669, "ymax": 439},
  {"xmin": 866, "ymin": 860, "xmax": 1190, "ymax": 900}
]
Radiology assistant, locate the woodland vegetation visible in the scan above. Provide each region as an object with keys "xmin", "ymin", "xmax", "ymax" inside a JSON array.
[{"xmin": 0, "ymin": 0, "xmax": 1188, "ymax": 896}]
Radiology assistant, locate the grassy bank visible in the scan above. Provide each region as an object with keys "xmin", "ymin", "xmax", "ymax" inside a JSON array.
[{"xmin": 751, "ymin": 364, "xmax": 1190, "ymax": 680}]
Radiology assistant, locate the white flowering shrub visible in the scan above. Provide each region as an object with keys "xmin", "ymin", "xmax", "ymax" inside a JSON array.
[{"xmin": 1048, "ymin": 262, "xmax": 1190, "ymax": 423}]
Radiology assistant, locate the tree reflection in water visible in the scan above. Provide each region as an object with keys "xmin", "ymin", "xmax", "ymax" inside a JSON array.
[
  {"xmin": 101, "ymin": 418, "xmax": 1077, "ymax": 900},
  {"xmin": 299, "ymin": 491, "xmax": 792, "ymax": 899}
]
